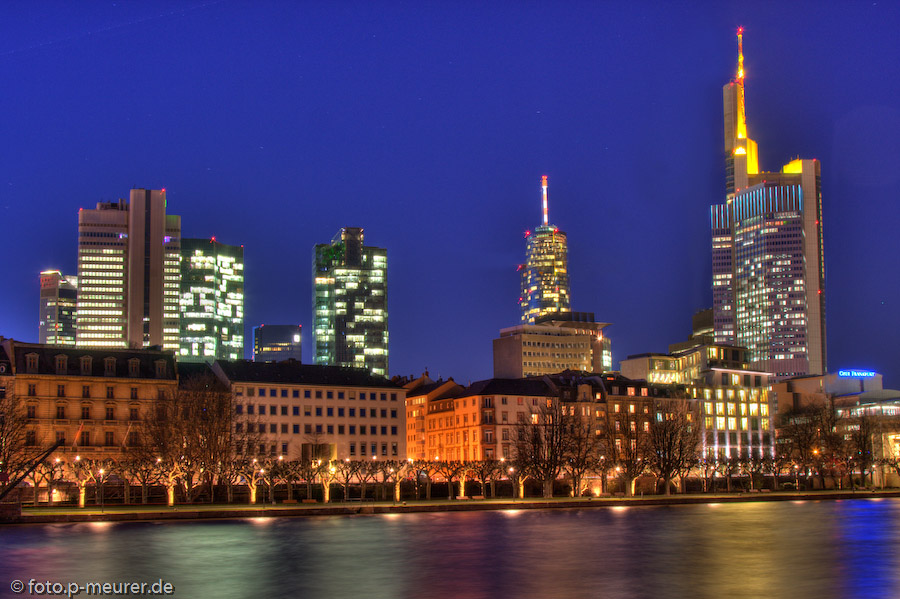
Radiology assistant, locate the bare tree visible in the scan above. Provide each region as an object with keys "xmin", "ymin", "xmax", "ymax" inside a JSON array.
[
  {"xmin": 376, "ymin": 460, "xmax": 406, "ymax": 502},
  {"xmin": 34, "ymin": 458, "xmax": 66, "ymax": 505},
  {"xmin": 408, "ymin": 459, "xmax": 434, "ymax": 500},
  {"xmin": 432, "ymin": 460, "xmax": 466, "ymax": 499},
  {"xmin": 716, "ymin": 455, "xmax": 743, "ymax": 492},
  {"xmin": 320, "ymin": 461, "xmax": 338, "ymax": 503},
  {"xmin": 333, "ymin": 458, "xmax": 359, "ymax": 501},
  {"xmin": 356, "ymin": 459, "xmax": 380, "ymax": 500},
  {"xmin": 604, "ymin": 405, "xmax": 651, "ymax": 496},
  {"xmin": 470, "ymin": 459, "xmax": 503, "ymax": 498},
  {"xmin": 0, "ymin": 382, "xmax": 44, "ymax": 485},
  {"xmin": 120, "ymin": 455, "xmax": 159, "ymax": 504},
  {"xmin": 779, "ymin": 406, "xmax": 821, "ymax": 468},
  {"xmin": 513, "ymin": 400, "xmax": 569, "ymax": 498},
  {"xmin": 67, "ymin": 456, "xmax": 103, "ymax": 508},
  {"xmin": 848, "ymin": 412, "xmax": 880, "ymax": 488},
  {"xmin": 561, "ymin": 415, "xmax": 606, "ymax": 497},
  {"xmin": 698, "ymin": 454, "xmax": 717, "ymax": 492},
  {"xmin": 279, "ymin": 459, "xmax": 303, "ymax": 502},
  {"xmin": 235, "ymin": 459, "xmax": 263, "ymax": 504},
  {"xmin": 648, "ymin": 399, "xmax": 700, "ymax": 495}
]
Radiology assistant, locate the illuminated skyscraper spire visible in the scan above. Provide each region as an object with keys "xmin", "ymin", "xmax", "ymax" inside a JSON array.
[
  {"xmin": 724, "ymin": 26, "xmax": 757, "ymax": 196},
  {"xmin": 521, "ymin": 175, "xmax": 570, "ymax": 323},
  {"xmin": 541, "ymin": 175, "xmax": 549, "ymax": 226},
  {"xmin": 712, "ymin": 28, "xmax": 827, "ymax": 379},
  {"xmin": 734, "ymin": 27, "xmax": 748, "ymax": 141}
]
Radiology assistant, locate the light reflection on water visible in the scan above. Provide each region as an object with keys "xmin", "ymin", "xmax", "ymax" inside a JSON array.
[{"xmin": 1, "ymin": 499, "xmax": 899, "ymax": 599}]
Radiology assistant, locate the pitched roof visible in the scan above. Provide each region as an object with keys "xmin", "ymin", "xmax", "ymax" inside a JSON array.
[
  {"xmin": 463, "ymin": 378, "xmax": 555, "ymax": 397},
  {"xmin": 213, "ymin": 359, "xmax": 402, "ymax": 389},
  {"xmin": 1, "ymin": 339, "xmax": 176, "ymax": 380}
]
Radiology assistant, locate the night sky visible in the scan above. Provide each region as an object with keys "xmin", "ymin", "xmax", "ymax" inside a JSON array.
[{"xmin": 1, "ymin": 2, "xmax": 898, "ymax": 385}]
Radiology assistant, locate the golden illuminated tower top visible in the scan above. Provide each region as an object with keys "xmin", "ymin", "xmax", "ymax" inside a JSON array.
[{"xmin": 724, "ymin": 26, "xmax": 758, "ymax": 196}]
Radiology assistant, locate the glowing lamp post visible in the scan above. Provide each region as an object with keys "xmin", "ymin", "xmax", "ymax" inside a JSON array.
[{"xmin": 98, "ymin": 468, "xmax": 105, "ymax": 513}]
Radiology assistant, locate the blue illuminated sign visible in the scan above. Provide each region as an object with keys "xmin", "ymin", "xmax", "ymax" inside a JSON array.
[{"xmin": 838, "ymin": 369, "xmax": 876, "ymax": 378}]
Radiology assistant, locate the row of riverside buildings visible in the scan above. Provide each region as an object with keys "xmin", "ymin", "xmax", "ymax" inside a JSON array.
[
  {"xmin": 6, "ymin": 30, "xmax": 899, "ymax": 485},
  {"xmin": 3, "ymin": 335, "xmax": 897, "ymax": 475}
]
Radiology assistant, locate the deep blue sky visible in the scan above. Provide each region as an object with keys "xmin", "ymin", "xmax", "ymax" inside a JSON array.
[{"xmin": 1, "ymin": 2, "xmax": 898, "ymax": 385}]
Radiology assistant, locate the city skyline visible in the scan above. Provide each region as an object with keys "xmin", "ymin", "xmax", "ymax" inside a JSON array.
[{"xmin": 1, "ymin": 4, "xmax": 898, "ymax": 384}]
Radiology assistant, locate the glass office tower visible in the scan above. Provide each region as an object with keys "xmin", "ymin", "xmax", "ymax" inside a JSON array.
[
  {"xmin": 313, "ymin": 228, "xmax": 388, "ymax": 376},
  {"xmin": 179, "ymin": 238, "xmax": 244, "ymax": 362}
]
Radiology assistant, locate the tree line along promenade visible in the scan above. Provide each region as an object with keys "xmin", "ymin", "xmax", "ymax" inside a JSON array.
[{"xmin": 2, "ymin": 339, "xmax": 899, "ymax": 518}]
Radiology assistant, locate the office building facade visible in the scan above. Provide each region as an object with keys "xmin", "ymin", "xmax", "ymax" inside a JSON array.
[
  {"xmin": 711, "ymin": 31, "xmax": 825, "ymax": 379},
  {"xmin": 313, "ymin": 228, "xmax": 388, "ymax": 377},
  {"xmin": 621, "ymin": 344, "xmax": 775, "ymax": 459},
  {"xmin": 39, "ymin": 271, "xmax": 78, "ymax": 346},
  {"xmin": 254, "ymin": 325, "xmax": 302, "ymax": 363},
  {"xmin": 179, "ymin": 238, "xmax": 244, "ymax": 363},
  {"xmin": 493, "ymin": 311, "xmax": 611, "ymax": 378},
  {"xmin": 520, "ymin": 176, "xmax": 570, "ymax": 323},
  {"xmin": 0, "ymin": 338, "xmax": 178, "ymax": 462},
  {"xmin": 76, "ymin": 189, "xmax": 181, "ymax": 350},
  {"xmin": 212, "ymin": 360, "xmax": 405, "ymax": 460}
]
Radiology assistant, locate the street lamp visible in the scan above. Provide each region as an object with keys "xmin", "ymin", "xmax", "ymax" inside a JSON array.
[
  {"xmin": 98, "ymin": 468, "xmax": 105, "ymax": 513},
  {"xmin": 259, "ymin": 468, "xmax": 267, "ymax": 507}
]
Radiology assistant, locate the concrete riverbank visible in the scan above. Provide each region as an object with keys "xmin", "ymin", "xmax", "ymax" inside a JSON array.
[{"xmin": 5, "ymin": 489, "xmax": 900, "ymax": 525}]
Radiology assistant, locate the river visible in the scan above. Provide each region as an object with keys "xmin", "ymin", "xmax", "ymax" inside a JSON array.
[{"xmin": 2, "ymin": 498, "xmax": 899, "ymax": 599}]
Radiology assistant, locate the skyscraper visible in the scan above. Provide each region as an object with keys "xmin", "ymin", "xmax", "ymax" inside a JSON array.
[
  {"xmin": 39, "ymin": 271, "xmax": 78, "ymax": 346},
  {"xmin": 711, "ymin": 30, "xmax": 826, "ymax": 379},
  {"xmin": 313, "ymin": 227, "xmax": 388, "ymax": 376},
  {"xmin": 76, "ymin": 189, "xmax": 181, "ymax": 350},
  {"xmin": 254, "ymin": 324, "xmax": 302, "ymax": 363},
  {"xmin": 520, "ymin": 176, "xmax": 570, "ymax": 323},
  {"xmin": 179, "ymin": 238, "xmax": 244, "ymax": 363}
]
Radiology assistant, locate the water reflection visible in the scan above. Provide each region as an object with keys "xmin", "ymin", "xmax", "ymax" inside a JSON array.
[{"xmin": 1, "ymin": 499, "xmax": 898, "ymax": 599}]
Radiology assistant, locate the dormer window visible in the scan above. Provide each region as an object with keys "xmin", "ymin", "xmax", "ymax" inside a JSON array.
[
  {"xmin": 128, "ymin": 358, "xmax": 140, "ymax": 378},
  {"xmin": 104, "ymin": 357, "xmax": 116, "ymax": 377},
  {"xmin": 80, "ymin": 356, "xmax": 92, "ymax": 376},
  {"xmin": 25, "ymin": 353, "xmax": 39, "ymax": 374},
  {"xmin": 154, "ymin": 360, "xmax": 167, "ymax": 379},
  {"xmin": 55, "ymin": 355, "xmax": 68, "ymax": 375}
]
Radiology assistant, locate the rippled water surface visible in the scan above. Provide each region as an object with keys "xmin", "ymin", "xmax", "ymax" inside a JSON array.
[{"xmin": 2, "ymin": 499, "xmax": 900, "ymax": 599}]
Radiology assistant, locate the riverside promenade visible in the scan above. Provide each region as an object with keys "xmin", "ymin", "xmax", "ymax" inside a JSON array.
[{"xmin": 6, "ymin": 489, "xmax": 900, "ymax": 525}]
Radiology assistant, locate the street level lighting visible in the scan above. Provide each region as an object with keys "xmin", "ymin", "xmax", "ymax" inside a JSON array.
[{"xmin": 98, "ymin": 468, "xmax": 105, "ymax": 513}]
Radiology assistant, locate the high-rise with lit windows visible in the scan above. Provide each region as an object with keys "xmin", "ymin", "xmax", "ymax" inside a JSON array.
[
  {"xmin": 313, "ymin": 227, "xmax": 388, "ymax": 376},
  {"xmin": 711, "ymin": 30, "xmax": 826, "ymax": 379},
  {"xmin": 76, "ymin": 189, "xmax": 181, "ymax": 350},
  {"xmin": 39, "ymin": 271, "xmax": 78, "ymax": 346},
  {"xmin": 520, "ymin": 176, "xmax": 570, "ymax": 323},
  {"xmin": 179, "ymin": 238, "xmax": 244, "ymax": 363}
]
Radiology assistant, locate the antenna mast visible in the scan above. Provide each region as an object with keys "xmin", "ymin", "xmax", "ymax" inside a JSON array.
[{"xmin": 541, "ymin": 175, "xmax": 549, "ymax": 226}]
